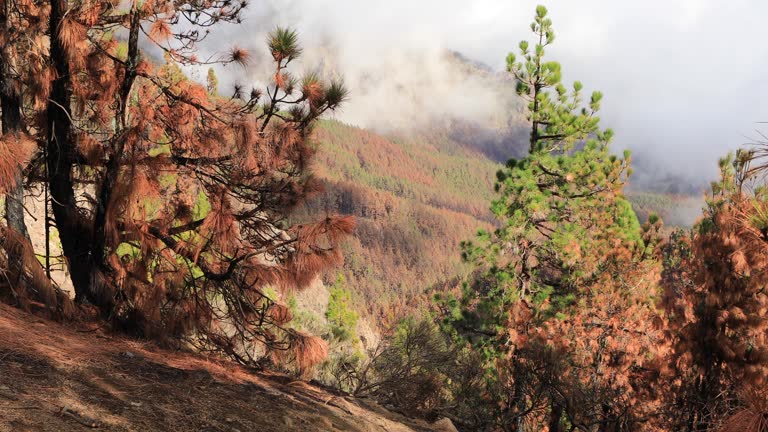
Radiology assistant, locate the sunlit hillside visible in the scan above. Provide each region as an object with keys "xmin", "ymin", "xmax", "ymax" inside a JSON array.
[
  {"xmin": 2, "ymin": 2, "xmax": 763, "ymax": 430},
  {"xmin": 297, "ymin": 120, "xmax": 501, "ymax": 323},
  {"xmin": 301, "ymin": 119, "xmax": 704, "ymax": 328}
]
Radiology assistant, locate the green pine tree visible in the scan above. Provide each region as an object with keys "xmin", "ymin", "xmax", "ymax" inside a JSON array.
[
  {"xmin": 447, "ymin": 5, "xmax": 656, "ymax": 430},
  {"xmin": 326, "ymin": 274, "xmax": 359, "ymax": 342},
  {"xmin": 506, "ymin": 4, "xmax": 602, "ymax": 154},
  {"xmin": 462, "ymin": 4, "xmax": 640, "ymax": 319}
]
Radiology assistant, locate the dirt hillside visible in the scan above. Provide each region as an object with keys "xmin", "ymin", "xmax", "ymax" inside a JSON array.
[{"xmin": 0, "ymin": 304, "xmax": 449, "ymax": 432}]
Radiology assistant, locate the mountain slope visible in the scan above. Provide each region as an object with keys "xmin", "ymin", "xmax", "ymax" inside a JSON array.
[
  {"xmin": 0, "ymin": 304, "xmax": 446, "ymax": 432},
  {"xmin": 302, "ymin": 118, "xmax": 704, "ymax": 327},
  {"xmin": 298, "ymin": 120, "xmax": 501, "ymax": 324}
]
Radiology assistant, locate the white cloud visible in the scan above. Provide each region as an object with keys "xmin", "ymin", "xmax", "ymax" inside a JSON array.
[{"xmin": 203, "ymin": 0, "xmax": 768, "ymax": 184}]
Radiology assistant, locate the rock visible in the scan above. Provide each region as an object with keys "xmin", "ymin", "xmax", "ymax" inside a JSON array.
[{"xmin": 432, "ymin": 417, "xmax": 458, "ymax": 432}]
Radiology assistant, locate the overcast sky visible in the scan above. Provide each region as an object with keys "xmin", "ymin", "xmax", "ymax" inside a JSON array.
[{"xmin": 204, "ymin": 0, "xmax": 768, "ymax": 186}]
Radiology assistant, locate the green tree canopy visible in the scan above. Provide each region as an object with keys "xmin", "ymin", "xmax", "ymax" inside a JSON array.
[
  {"xmin": 448, "ymin": 5, "xmax": 662, "ymax": 430},
  {"xmin": 461, "ymin": 4, "xmax": 641, "ymax": 325}
]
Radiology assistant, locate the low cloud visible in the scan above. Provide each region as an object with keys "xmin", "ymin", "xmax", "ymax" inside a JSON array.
[{"xmin": 201, "ymin": 0, "xmax": 768, "ymax": 188}]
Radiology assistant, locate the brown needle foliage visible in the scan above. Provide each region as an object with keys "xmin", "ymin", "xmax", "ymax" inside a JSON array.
[
  {"xmin": 0, "ymin": 0, "xmax": 351, "ymax": 371},
  {"xmin": 662, "ymin": 151, "xmax": 768, "ymax": 431}
]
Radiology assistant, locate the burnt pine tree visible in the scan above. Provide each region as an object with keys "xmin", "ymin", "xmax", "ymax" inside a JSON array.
[
  {"xmin": 0, "ymin": 0, "xmax": 71, "ymax": 315},
  {"xmin": 0, "ymin": 0, "xmax": 29, "ymax": 240},
  {"xmin": 450, "ymin": 5, "xmax": 664, "ymax": 431},
  {"xmin": 0, "ymin": 0, "xmax": 351, "ymax": 369},
  {"xmin": 663, "ymin": 151, "xmax": 768, "ymax": 431}
]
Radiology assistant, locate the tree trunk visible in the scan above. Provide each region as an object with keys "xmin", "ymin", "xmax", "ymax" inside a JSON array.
[
  {"xmin": 0, "ymin": 0, "xmax": 29, "ymax": 240},
  {"xmin": 46, "ymin": 0, "xmax": 102, "ymax": 307},
  {"xmin": 509, "ymin": 359, "xmax": 527, "ymax": 432},
  {"xmin": 0, "ymin": 2, "xmax": 29, "ymax": 298},
  {"xmin": 90, "ymin": 7, "xmax": 139, "ymax": 277},
  {"xmin": 1, "ymin": 89, "xmax": 29, "ymax": 240}
]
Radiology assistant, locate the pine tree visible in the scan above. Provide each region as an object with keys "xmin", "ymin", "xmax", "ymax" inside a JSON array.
[
  {"xmin": 663, "ymin": 151, "xmax": 768, "ymax": 431},
  {"xmin": 506, "ymin": 5, "xmax": 603, "ymax": 154},
  {"xmin": 450, "ymin": 5, "xmax": 665, "ymax": 430},
  {"xmin": 0, "ymin": 0, "xmax": 72, "ymax": 317},
  {"xmin": 0, "ymin": 0, "xmax": 30, "ymax": 240},
  {"xmin": 326, "ymin": 274, "xmax": 359, "ymax": 342},
  {"xmin": 0, "ymin": 0, "xmax": 351, "ymax": 370}
]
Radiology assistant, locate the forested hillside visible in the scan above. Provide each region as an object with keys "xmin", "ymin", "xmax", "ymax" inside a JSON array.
[
  {"xmin": 1, "ymin": 1, "xmax": 765, "ymax": 432},
  {"xmin": 297, "ymin": 120, "xmax": 501, "ymax": 323},
  {"xmin": 299, "ymin": 118, "xmax": 702, "ymax": 327},
  {"xmin": 626, "ymin": 191, "xmax": 703, "ymax": 227},
  {"xmin": 291, "ymin": 51, "xmax": 703, "ymax": 330}
]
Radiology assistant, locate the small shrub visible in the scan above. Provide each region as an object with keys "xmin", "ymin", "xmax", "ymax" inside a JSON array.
[{"xmin": 326, "ymin": 316, "xmax": 458, "ymax": 418}]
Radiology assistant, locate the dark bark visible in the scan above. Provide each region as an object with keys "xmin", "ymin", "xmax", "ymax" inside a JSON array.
[
  {"xmin": 86, "ymin": 8, "xmax": 141, "ymax": 321},
  {"xmin": 0, "ymin": 0, "xmax": 29, "ymax": 240},
  {"xmin": 90, "ymin": 7, "xmax": 140, "ymax": 278},
  {"xmin": 1, "ymin": 93, "xmax": 29, "ymax": 241},
  {"xmin": 47, "ymin": 0, "xmax": 101, "ymax": 306},
  {"xmin": 511, "ymin": 359, "xmax": 527, "ymax": 432}
]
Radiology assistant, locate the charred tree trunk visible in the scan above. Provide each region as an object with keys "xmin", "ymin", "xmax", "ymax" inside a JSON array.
[
  {"xmin": 0, "ymin": 0, "xmax": 34, "ymax": 306},
  {"xmin": 47, "ymin": 0, "xmax": 100, "ymax": 306},
  {"xmin": 0, "ymin": 0, "xmax": 29, "ymax": 240},
  {"xmin": 90, "ymin": 7, "xmax": 139, "ymax": 270},
  {"xmin": 87, "ymin": 7, "xmax": 140, "ymax": 316},
  {"xmin": 0, "ymin": 77, "xmax": 28, "ymax": 240},
  {"xmin": 508, "ymin": 358, "xmax": 527, "ymax": 432}
]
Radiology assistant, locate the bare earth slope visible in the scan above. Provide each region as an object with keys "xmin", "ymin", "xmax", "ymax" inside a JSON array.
[{"xmin": 0, "ymin": 304, "xmax": 440, "ymax": 432}]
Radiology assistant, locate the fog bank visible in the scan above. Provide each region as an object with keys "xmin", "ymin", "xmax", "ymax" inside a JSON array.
[{"xmin": 202, "ymin": 0, "xmax": 768, "ymax": 189}]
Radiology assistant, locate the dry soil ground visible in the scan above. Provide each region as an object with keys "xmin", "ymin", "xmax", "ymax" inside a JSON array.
[{"xmin": 0, "ymin": 303, "xmax": 445, "ymax": 432}]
